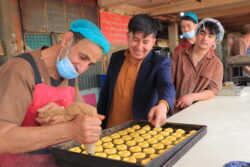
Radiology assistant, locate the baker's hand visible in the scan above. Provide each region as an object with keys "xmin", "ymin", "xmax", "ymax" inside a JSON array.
[
  {"xmin": 71, "ymin": 114, "xmax": 104, "ymax": 144},
  {"xmin": 148, "ymin": 102, "xmax": 168, "ymax": 128},
  {"xmin": 35, "ymin": 102, "xmax": 66, "ymax": 125},
  {"xmin": 176, "ymin": 94, "xmax": 194, "ymax": 109}
]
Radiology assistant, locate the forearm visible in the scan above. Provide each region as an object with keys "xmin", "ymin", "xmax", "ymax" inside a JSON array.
[
  {"xmin": 191, "ymin": 90, "xmax": 215, "ymax": 101},
  {"xmin": 0, "ymin": 121, "xmax": 74, "ymax": 153}
]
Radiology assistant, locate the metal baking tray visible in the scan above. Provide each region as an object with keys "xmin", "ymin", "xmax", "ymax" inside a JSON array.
[{"xmin": 50, "ymin": 120, "xmax": 207, "ymax": 167}]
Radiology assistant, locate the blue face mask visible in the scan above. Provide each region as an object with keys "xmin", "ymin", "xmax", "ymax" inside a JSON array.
[
  {"xmin": 56, "ymin": 42, "xmax": 79, "ymax": 79},
  {"xmin": 182, "ymin": 30, "xmax": 195, "ymax": 39}
]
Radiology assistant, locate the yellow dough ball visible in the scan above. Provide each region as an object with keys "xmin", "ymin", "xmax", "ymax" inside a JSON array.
[
  {"xmin": 164, "ymin": 128, "xmax": 174, "ymax": 134},
  {"xmin": 147, "ymin": 138, "xmax": 158, "ymax": 145},
  {"xmin": 142, "ymin": 125, "xmax": 151, "ymax": 131},
  {"xmin": 150, "ymin": 153, "xmax": 159, "ymax": 159},
  {"xmin": 152, "ymin": 143, "xmax": 165, "ymax": 151},
  {"xmin": 68, "ymin": 147, "xmax": 81, "ymax": 153},
  {"xmin": 122, "ymin": 135, "xmax": 132, "ymax": 141},
  {"xmin": 159, "ymin": 149, "xmax": 168, "ymax": 154},
  {"xmin": 94, "ymin": 152, "xmax": 107, "ymax": 158},
  {"xmin": 172, "ymin": 132, "xmax": 182, "ymax": 138},
  {"xmin": 148, "ymin": 130, "xmax": 157, "ymax": 136},
  {"xmin": 104, "ymin": 148, "xmax": 117, "ymax": 155},
  {"xmin": 166, "ymin": 136, "xmax": 177, "ymax": 142},
  {"xmin": 96, "ymin": 140, "xmax": 102, "ymax": 146},
  {"xmin": 101, "ymin": 136, "xmax": 112, "ymax": 143},
  {"xmin": 113, "ymin": 138, "xmax": 124, "ymax": 145},
  {"xmin": 175, "ymin": 129, "xmax": 186, "ymax": 135},
  {"xmin": 103, "ymin": 142, "xmax": 114, "ymax": 149},
  {"xmin": 118, "ymin": 130, "xmax": 128, "ymax": 136},
  {"xmin": 189, "ymin": 130, "xmax": 197, "ymax": 134},
  {"xmin": 126, "ymin": 128, "xmax": 135, "ymax": 133},
  {"xmin": 143, "ymin": 148, "xmax": 155, "ymax": 155},
  {"xmin": 95, "ymin": 146, "xmax": 104, "ymax": 153},
  {"xmin": 142, "ymin": 134, "xmax": 151, "ymax": 140},
  {"xmin": 134, "ymin": 137, "xmax": 144, "ymax": 143},
  {"xmin": 138, "ymin": 141, "xmax": 150, "ymax": 149},
  {"xmin": 129, "ymin": 146, "xmax": 142, "ymax": 153},
  {"xmin": 161, "ymin": 139, "xmax": 172, "ymax": 146},
  {"xmin": 123, "ymin": 156, "xmax": 137, "ymax": 163},
  {"xmin": 111, "ymin": 133, "xmax": 120, "ymax": 140},
  {"xmin": 153, "ymin": 127, "xmax": 162, "ymax": 132},
  {"xmin": 159, "ymin": 131, "xmax": 170, "ymax": 137},
  {"xmin": 141, "ymin": 158, "xmax": 152, "ymax": 165},
  {"xmin": 118, "ymin": 150, "xmax": 131, "ymax": 158},
  {"xmin": 154, "ymin": 134, "xmax": 164, "ymax": 141},
  {"xmin": 133, "ymin": 152, "xmax": 146, "ymax": 160},
  {"xmin": 130, "ymin": 132, "xmax": 139, "ymax": 138},
  {"xmin": 137, "ymin": 129, "xmax": 146, "ymax": 135},
  {"xmin": 132, "ymin": 125, "xmax": 141, "ymax": 130},
  {"xmin": 108, "ymin": 154, "xmax": 121, "ymax": 160},
  {"xmin": 116, "ymin": 144, "xmax": 127, "ymax": 151},
  {"xmin": 126, "ymin": 140, "xmax": 136, "ymax": 147},
  {"xmin": 166, "ymin": 145, "xmax": 174, "ymax": 149}
]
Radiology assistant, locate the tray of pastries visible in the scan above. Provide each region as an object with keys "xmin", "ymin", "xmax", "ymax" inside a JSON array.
[{"xmin": 51, "ymin": 120, "xmax": 207, "ymax": 167}]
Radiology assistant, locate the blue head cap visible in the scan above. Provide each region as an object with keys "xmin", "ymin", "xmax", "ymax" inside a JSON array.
[
  {"xmin": 183, "ymin": 12, "xmax": 198, "ymax": 24},
  {"xmin": 70, "ymin": 19, "xmax": 110, "ymax": 55}
]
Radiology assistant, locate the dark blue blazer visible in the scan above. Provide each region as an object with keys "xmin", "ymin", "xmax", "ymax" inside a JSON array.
[{"xmin": 97, "ymin": 50, "xmax": 175, "ymax": 128}]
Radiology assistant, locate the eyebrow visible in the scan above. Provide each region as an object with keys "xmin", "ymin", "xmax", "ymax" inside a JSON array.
[{"xmin": 79, "ymin": 52, "xmax": 90, "ymax": 61}]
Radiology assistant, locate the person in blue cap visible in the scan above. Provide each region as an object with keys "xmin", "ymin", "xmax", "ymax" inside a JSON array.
[
  {"xmin": 174, "ymin": 12, "xmax": 199, "ymax": 52},
  {"xmin": 0, "ymin": 19, "xmax": 109, "ymax": 166}
]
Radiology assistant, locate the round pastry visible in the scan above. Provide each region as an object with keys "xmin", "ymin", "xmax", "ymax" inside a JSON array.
[
  {"xmin": 126, "ymin": 140, "xmax": 136, "ymax": 147},
  {"xmin": 137, "ymin": 129, "xmax": 146, "ymax": 135},
  {"xmin": 147, "ymin": 138, "xmax": 158, "ymax": 145},
  {"xmin": 118, "ymin": 130, "xmax": 128, "ymax": 136},
  {"xmin": 129, "ymin": 146, "xmax": 142, "ymax": 153},
  {"xmin": 111, "ymin": 133, "xmax": 120, "ymax": 139},
  {"xmin": 143, "ymin": 148, "xmax": 155, "ymax": 155},
  {"xmin": 154, "ymin": 134, "xmax": 164, "ymax": 141},
  {"xmin": 113, "ymin": 138, "xmax": 124, "ymax": 145},
  {"xmin": 172, "ymin": 132, "xmax": 182, "ymax": 138},
  {"xmin": 82, "ymin": 150, "xmax": 88, "ymax": 154},
  {"xmin": 118, "ymin": 150, "xmax": 131, "ymax": 158},
  {"xmin": 141, "ymin": 158, "xmax": 152, "ymax": 165},
  {"xmin": 164, "ymin": 128, "xmax": 174, "ymax": 134},
  {"xmin": 126, "ymin": 127, "xmax": 135, "ymax": 133},
  {"xmin": 166, "ymin": 136, "xmax": 177, "ymax": 142},
  {"xmin": 130, "ymin": 132, "xmax": 139, "ymax": 138},
  {"xmin": 122, "ymin": 135, "xmax": 132, "ymax": 141},
  {"xmin": 179, "ymin": 136, "xmax": 187, "ymax": 141},
  {"xmin": 94, "ymin": 152, "xmax": 107, "ymax": 158},
  {"xmin": 153, "ymin": 127, "xmax": 162, "ymax": 132},
  {"xmin": 175, "ymin": 129, "xmax": 186, "ymax": 135},
  {"xmin": 174, "ymin": 140, "xmax": 182, "ymax": 145},
  {"xmin": 148, "ymin": 130, "xmax": 157, "ymax": 136},
  {"xmin": 108, "ymin": 154, "xmax": 121, "ymax": 160},
  {"xmin": 104, "ymin": 148, "xmax": 117, "ymax": 155},
  {"xmin": 161, "ymin": 139, "xmax": 172, "ymax": 146},
  {"xmin": 68, "ymin": 147, "xmax": 81, "ymax": 153},
  {"xmin": 166, "ymin": 145, "xmax": 174, "ymax": 149},
  {"xmin": 150, "ymin": 153, "xmax": 159, "ymax": 159},
  {"xmin": 133, "ymin": 152, "xmax": 146, "ymax": 162},
  {"xmin": 123, "ymin": 156, "xmax": 137, "ymax": 163},
  {"xmin": 103, "ymin": 142, "xmax": 114, "ymax": 149},
  {"xmin": 101, "ymin": 136, "xmax": 112, "ymax": 143},
  {"xmin": 96, "ymin": 140, "xmax": 102, "ymax": 146},
  {"xmin": 80, "ymin": 144, "xmax": 85, "ymax": 150},
  {"xmin": 95, "ymin": 145, "xmax": 104, "ymax": 153},
  {"xmin": 116, "ymin": 144, "xmax": 127, "ymax": 151},
  {"xmin": 159, "ymin": 131, "xmax": 170, "ymax": 137},
  {"xmin": 185, "ymin": 133, "xmax": 192, "ymax": 137},
  {"xmin": 158, "ymin": 149, "xmax": 168, "ymax": 154},
  {"xmin": 152, "ymin": 143, "xmax": 164, "ymax": 153},
  {"xmin": 138, "ymin": 141, "xmax": 149, "ymax": 149},
  {"xmin": 189, "ymin": 130, "xmax": 197, "ymax": 134},
  {"xmin": 142, "ymin": 125, "xmax": 151, "ymax": 131},
  {"xmin": 132, "ymin": 125, "xmax": 141, "ymax": 130},
  {"xmin": 141, "ymin": 134, "xmax": 151, "ymax": 140},
  {"xmin": 134, "ymin": 137, "xmax": 144, "ymax": 143}
]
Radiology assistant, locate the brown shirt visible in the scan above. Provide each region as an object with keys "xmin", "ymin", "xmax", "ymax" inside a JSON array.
[
  {"xmin": 172, "ymin": 46, "xmax": 223, "ymax": 99},
  {"xmin": 229, "ymin": 37, "xmax": 248, "ymax": 56},
  {"xmin": 0, "ymin": 49, "xmax": 83, "ymax": 125},
  {"xmin": 106, "ymin": 51, "xmax": 143, "ymax": 128}
]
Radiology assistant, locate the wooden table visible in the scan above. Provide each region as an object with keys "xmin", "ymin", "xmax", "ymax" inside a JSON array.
[{"xmin": 168, "ymin": 87, "xmax": 250, "ymax": 167}]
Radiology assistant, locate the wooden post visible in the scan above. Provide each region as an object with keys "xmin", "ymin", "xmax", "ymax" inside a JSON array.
[{"xmin": 168, "ymin": 22, "xmax": 179, "ymax": 55}]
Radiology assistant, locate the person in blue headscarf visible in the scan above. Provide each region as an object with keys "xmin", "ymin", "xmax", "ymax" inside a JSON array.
[
  {"xmin": 174, "ymin": 12, "xmax": 199, "ymax": 52},
  {"xmin": 0, "ymin": 19, "xmax": 109, "ymax": 165}
]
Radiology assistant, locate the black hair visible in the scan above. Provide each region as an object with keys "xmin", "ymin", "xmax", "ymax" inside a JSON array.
[
  {"xmin": 128, "ymin": 14, "xmax": 162, "ymax": 38},
  {"xmin": 197, "ymin": 21, "xmax": 220, "ymax": 36},
  {"xmin": 181, "ymin": 16, "xmax": 197, "ymax": 24},
  {"xmin": 241, "ymin": 24, "xmax": 250, "ymax": 35},
  {"xmin": 70, "ymin": 31, "xmax": 85, "ymax": 44}
]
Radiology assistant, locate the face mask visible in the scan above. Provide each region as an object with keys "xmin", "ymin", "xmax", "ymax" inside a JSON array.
[
  {"xmin": 182, "ymin": 30, "xmax": 195, "ymax": 39},
  {"xmin": 56, "ymin": 41, "xmax": 79, "ymax": 79}
]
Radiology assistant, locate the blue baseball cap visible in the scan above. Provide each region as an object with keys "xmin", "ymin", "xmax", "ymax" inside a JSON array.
[
  {"xmin": 70, "ymin": 19, "xmax": 110, "ymax": 55},
  {"xmin": 182, "ymin": 12, "xmax": 198, "ymax": 24}
]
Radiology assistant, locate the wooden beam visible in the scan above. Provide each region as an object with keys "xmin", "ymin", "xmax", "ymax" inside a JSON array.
[
  {"xmin": 99, "ymin": 0, "xmax": 145, "ymax": 8},
  {"xmin": 148, "ymin": 0, "xmax": 246, "ymax": 16},
  {"xmin": 101, "ymin": 4, "xmax": 146, "ymax": 16},
  {"xmin": 198, "ymin": 4, "xmax": 250, "ymax": 18}
]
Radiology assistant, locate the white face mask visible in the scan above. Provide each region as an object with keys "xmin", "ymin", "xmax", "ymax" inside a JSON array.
[{"xmin": 56, "ymin": 41, "xmax": 79, "ymax": 79}]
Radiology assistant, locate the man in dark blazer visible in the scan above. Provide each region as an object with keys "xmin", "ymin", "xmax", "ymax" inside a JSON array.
[{"xmin": 98, "ymin": 14, "xmax": 175, "ymax": 128}]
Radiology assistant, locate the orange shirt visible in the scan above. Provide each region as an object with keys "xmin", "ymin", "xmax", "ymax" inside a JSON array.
[{"xmin": 106, "ymin": 52, "xmax": 143, "ymax": 128}]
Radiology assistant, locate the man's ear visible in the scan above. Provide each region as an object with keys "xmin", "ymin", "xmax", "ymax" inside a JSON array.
[{"xmin": 61, "ymin": 31, "xmax": 74, "ymax": 48}]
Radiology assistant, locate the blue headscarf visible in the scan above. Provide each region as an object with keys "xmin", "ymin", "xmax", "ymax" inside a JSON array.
[
  {"xmin": 183, "ymin": 12, "xmax": 198, "ymax": 24},
  {"xmin": 70, "ymin": 19, "xmax": 110, "ymax": 55}
]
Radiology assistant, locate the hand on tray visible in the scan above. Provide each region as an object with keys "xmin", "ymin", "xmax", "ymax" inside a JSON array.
[{"xmin": 148, "ymin": 102, "xmax": 168, "ymax": 127}]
